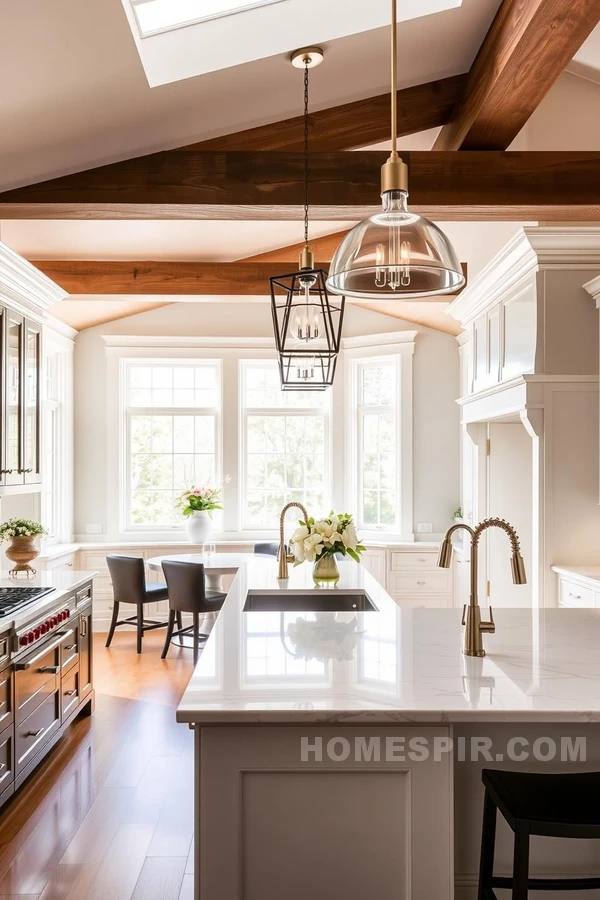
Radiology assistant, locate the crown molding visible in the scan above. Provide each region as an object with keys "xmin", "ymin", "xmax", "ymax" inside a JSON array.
[
  {"xmin": 583, "ymin": 273, "xmax": 600, "ymax": 306},
  {"xmin": 342, "ymin": 330, "xmax": 418, "ymax": 349},
  {"xmin": 448, "ymin": 226, "xmax": 600, "ymax": 327},
  {"xmin": 0, "ymin": 241, "xmax": 67, "ymax": 320},
  {"xmin": 102, "ymin": 335, "xmax": 276, "ymax": 349},
  {"xmin": 44, "ymin": 315, "xmax": 77, "ymax": 343}
]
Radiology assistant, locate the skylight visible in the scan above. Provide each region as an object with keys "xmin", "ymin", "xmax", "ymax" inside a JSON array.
[{"xmin": 131, "ymin": 0, "xmax": 286, "ymax": 37}]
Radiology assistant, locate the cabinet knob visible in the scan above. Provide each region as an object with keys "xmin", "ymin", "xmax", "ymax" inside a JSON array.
[
  {"xmin": 19, "ymin": 468, "xmax": 33, "ymax": 474},
  {"xmin": 0, "ymin": 470, "xmax": 13, "ymax": 475},
  {"xmin": 24, "ymin": 728, "xmax": 45, "ymax": 738}
]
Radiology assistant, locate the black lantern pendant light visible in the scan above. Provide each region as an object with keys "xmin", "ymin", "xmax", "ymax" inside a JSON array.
[{"xmin": 270, "ymin": 47, "xmax": 345, "ymax": 391}]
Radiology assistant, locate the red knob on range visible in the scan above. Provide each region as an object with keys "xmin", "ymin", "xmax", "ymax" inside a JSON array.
[
  {"xmin": 19, "ymin": 634, "xmax": 29, "ymax": 646},
  {"xmin": 34, "ymin": 627, "xmax": 41, "ymax": 639},
  {"xmin": 27, "ymin": 632, "xmax": 34, "ymax": 643},
  {"xmin": 65, "ymin": 609, "xmax": 70, "ymax": 619},
  {"xmin": 61, "ymin": 611, "xmax": 67, "ymax": 621}
]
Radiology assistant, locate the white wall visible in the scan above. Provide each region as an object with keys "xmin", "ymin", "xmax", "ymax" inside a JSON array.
[
  {"xmin": 512, "ymin": 71, "xmax": 600, "ymax": 150},
  {"xmin": 73, "ymin": 302, "xmax": 460, "ymax": 541}
]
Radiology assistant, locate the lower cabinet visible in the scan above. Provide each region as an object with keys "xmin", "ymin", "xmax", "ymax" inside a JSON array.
[
  {"xmin": 196, "ymin": 725, "xmax": 453, "ymax": 900},
  {"xmin": 0, "ymin": 724, "xmax": 14, "ymax": 799},
  {"xmin": 16, "ymin": 690, "xmax": 61, "ymax": 775},
  {"xmin": 555, "ymin": 570, "xmax": 600, "ymax": 608}
]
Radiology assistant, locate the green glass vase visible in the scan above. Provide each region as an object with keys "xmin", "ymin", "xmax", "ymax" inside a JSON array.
[{"xmin": 312, "ymin": 554, "xmax": 340, "ymax": 586}]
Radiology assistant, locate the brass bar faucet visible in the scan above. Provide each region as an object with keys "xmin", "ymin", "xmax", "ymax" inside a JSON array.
[
  {"xmin": 278, "ymin": 502, "xmax": 309, "ymax": 580},
  {"xmin": 438, "ymin": 518, "xmax": 527, "ymax": 657}
]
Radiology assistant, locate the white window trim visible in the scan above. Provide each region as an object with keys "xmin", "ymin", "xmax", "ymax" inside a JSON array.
[
  {"xmin": 102, "ymin": 334, "xmax": 414, "ymax": 543},
  {"xmin": 41, "ymin": 331, "xmax": 74, "ymax": 548},
  {"xmin": 344, "ymin": 333, "xmax": 415, "ymax": 542},
  {"xmin": 239, "ymin": 359, "xmax": 332, "ymax": 532},
  {"xmin": 122, "ymin": 358, "xmax": 223, "ymax": 533},
  {"xmin": 118, "ymin": 355, "xmax": 223, "ymax": 540}
]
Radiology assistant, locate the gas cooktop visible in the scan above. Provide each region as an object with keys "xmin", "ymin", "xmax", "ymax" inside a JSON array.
[{"xmin": 0, "ymin": 586, "xmax": 55, "ymax": 618}]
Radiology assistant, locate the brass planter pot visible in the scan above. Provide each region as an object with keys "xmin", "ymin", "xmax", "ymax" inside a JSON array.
[{"xmin": 6, "ymin": 536, "xmax": 39, "ymax": 577}]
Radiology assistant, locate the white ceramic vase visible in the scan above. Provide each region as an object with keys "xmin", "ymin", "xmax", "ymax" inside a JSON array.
[{"xmin": 186, "ymin": 510, "xmax": 212, "ymax": 545}]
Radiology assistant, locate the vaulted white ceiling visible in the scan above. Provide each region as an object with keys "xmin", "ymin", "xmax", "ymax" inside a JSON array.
[{"xmin": 0, "ymin": 0, "xmax": 501, "ymax": 190}]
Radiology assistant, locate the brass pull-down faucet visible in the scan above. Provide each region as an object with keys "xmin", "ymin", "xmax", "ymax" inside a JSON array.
[
  {"xmin": 278, "ymin": 502, "xmax": 309, "ymax": 580},
  {"xmin": 438, "ymin": 518, "xmax": 527, "ymax": 657}
]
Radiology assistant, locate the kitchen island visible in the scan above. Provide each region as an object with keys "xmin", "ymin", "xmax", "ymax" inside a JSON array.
[{"xmin": 177, "ymin": 558, "xmax": 600, "ymax": 900}]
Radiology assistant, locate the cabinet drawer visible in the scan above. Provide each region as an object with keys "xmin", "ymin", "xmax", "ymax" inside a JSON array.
[
  {"xmin": 390, "ymin": 551, "xmax": 439, "ymax": 571},
  {"xmin": 15, "ymin": 637, "xmax": 65, "ymax": 723},
  {"xmin": 16, "ymin": 690, "xmax": 60, "ymax": 774},
  {"xmin": 559, "ymin": 579, "xmax": 595, "ymax": 608},
  {"xmin": 76, "ymin": 584, "xmax": 92, "ymax": 606},
  {"xmin": 0, "ymin": 667, "xmax": 13, "ymax": 732},
  {"xmin": 61, "ymin": 632, "xmax": 79, "ymax": 673},
  {"xmin": 0, "ymin": 725, "xmax": 13, "ymax": 795},
  {"xmin": 61, "ymin": 667, "xmax": 80, "ymax": 719},
  {"xmin": 388, "ymin": 571, "xmax": 451, "ymax": 594},
  {"xmin": 0, "ymin": 636, "xmax": 9, "ymax": 668}
]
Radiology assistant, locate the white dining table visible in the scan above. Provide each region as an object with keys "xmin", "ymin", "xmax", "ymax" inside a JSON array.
[{"xmin": 146, "ymin": 552, "xmax": 270, "ymax": 591}]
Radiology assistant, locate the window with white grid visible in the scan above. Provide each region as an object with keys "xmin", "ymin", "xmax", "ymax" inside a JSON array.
[
  {"xmin": 355, "ymin": 359, "xmax": 400, "ymax": 531},
  {"xmin": 124, "ymin": 361, "xmax": 221, "ymax": 530},
  {"xmin": 241, "ymin": 361, "xmax": 330, "ymax": 529}
]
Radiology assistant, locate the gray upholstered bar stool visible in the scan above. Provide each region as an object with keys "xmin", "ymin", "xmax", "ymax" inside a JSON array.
[
  {"xmin": 253, "ymin": 542, "xmax": 279, "ymax": 557},
  {"xmin": 106, "ymin": 554, "xmax": 169, "ymax": 653},
  {"xmin": 161, "ymin": 560, "xmax": 227, "ymax": 664}
]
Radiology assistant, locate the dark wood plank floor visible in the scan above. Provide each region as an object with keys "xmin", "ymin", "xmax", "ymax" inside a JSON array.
[{"xmin": 0, "ymin": 632, "xmax": 195, "ymax": 900}]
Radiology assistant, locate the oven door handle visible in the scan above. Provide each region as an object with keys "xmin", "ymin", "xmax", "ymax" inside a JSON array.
[{"xmin": 15, "ymin": 630, "xmax": 73, "ymax": 670}]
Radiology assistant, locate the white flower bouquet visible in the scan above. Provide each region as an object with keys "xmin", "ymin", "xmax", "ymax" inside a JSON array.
[
  {"xmin": 289, "ymin": 512, "xmax": 366, "ymax": 565},
  {"xmin": 0, "ymin": 518, "xmax": 48, "ymax": 541}
]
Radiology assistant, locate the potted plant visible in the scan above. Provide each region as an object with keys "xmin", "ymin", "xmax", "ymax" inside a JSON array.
[
  {"xmin": 177, "ymin": 481, "xmax": 227, "ymax": 545},
  {"xmin": 0, "ymin": 518, "xmax": 49, "ymax": 577},
  {"xmin": 452, "ymin": 506, "xmax": 464, "ymax": 525},
  {"xmin": 289, "ymin": 512, "xmax": 366, "ymax": 585}
]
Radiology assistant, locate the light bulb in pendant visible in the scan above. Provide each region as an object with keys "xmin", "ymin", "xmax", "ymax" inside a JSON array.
[
  {"xmin": 292, "ymin": 355, "xmax": 318, "ymax": 382},
  {"xmin": 290, "ymin": 272, "xmax": 322, "ymax": 343}
]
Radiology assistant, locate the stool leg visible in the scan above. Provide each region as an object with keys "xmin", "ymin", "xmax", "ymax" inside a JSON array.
[
  {"xmin": 176, "ymin": 611, "xmax": 184, "ymax": 645},
  {"xmin": 512, "ymin": 824, "xmax": 530, "ymax": 900},
  {"xmin": 478, "ymin": 790, "xmax": 497, "ymax": 899},
  {"xmin": 105, "ymin": 600, "xmax": 120, "ymax": 648},
  {"xmin": 161, "ymin": 610, "xmax": 175, "ymax": 659},
  {"xmin": 136, "ymin": 604, "xmax": 143, "ymax": 654},
  {"xmin": 193, "ymin": 614, "xmax": 200, "ymax": 665}
]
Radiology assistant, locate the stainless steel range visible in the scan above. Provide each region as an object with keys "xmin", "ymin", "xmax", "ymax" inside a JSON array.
[
  {"xmin": 0, "ymin": 577, "xmax": 95, "ymax": 810},
  {"xmin": 0, "ymin": 586, "xmax": 54, "ymax": 620}
]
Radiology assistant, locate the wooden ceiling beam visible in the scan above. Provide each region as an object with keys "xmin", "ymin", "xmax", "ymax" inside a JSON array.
[
  {"xmin": 433, "ymin": 0, "xmax": 600, "ymax": 150},
  {"xmin": 30, "ymin": 260, "xmax": 331, "ymax": 296},
  {"xmin": 32, "ymin": 258, "xmax": 465, "ymax": 298},
  {"xmin": 186, "ymin": 75, "xmax": 468, "ymax": 152},
  {"xmin": 4, "ymin": 151, "xmax": 600, "ymax": 220}
]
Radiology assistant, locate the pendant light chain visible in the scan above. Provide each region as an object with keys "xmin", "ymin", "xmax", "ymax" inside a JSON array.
[{"xmin": 303, "ymin": 60, "xmax": 310, "ymax": 250}]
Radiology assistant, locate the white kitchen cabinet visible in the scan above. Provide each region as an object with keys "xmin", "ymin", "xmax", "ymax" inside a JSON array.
[
  {"xmin": 197, "ymin": 725, "xmax": 453, "ymax": 900},
  {"xmin": 553, "ymin": 567, "xmax": 600, "ymax": 608}
]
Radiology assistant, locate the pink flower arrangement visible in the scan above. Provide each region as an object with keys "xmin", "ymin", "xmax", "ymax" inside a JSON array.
[{"xmin": 176, "ymin": 479, "xmax": 230, "ymax": 517}]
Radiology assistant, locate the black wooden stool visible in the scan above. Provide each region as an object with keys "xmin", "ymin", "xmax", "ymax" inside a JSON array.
[{"xmin": 479, "ymin": 768, "xmax": 600, "ymax": 898}]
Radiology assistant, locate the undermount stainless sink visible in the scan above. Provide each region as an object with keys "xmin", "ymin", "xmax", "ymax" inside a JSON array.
[{"xmin": 244, "ymin": 591, "xmax": 378, "ymax": 613}]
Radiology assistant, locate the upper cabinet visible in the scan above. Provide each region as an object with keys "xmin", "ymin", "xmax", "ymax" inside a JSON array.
[
  {"xmin": 1, "ymin": 310, "xmax": 42, "ymax": 486},
  {"xmin": 449, "ymin": 227, "xmax": 600, "ymax": 398},
  {"xmin": 0, "ymin": 240, "xmax": 68, "ymax": 492}
]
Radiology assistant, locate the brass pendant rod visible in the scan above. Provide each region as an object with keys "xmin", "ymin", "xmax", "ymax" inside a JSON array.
[{"xmin": 390, "ymin": 0, "xmax": 397, "ymax": 158}]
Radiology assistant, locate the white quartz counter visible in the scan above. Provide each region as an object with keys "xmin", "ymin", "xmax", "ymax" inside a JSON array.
[
  {"xmin": 0, "ymin": 570, "xmax": 97, "ymax": 633},
  {"xmin": 176, "ymin": 557, "xmax": 600, "ymax": 725},
  {"xmin": 552, "ymin": 565, "xmax": 600, "ymax": 584}
]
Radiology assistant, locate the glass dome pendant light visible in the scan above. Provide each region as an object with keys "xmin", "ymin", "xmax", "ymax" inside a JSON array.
[
  {"xmin": 326, "ymin": 0, "xmax": 465, "ymax": 300},
  {"xmin": 270, "ymin": 47, "xmax": 345, "ymax": 390}
]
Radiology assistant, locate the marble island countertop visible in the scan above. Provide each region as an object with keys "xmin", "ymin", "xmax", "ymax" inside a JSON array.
[
  {"xmin": 176, "ymin": 557, "xmax": 600, "ymax": 725},
  {"xmin": 0, "ymin": 570, "xmax": 97, "ymax": 633}
]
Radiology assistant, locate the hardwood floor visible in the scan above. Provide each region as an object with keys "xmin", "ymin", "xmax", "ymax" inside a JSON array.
[{"xmin": 0, "ymin": 632, "xmax": 196, "ymax": 900}]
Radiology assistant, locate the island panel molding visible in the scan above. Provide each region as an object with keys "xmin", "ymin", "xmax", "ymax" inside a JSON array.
[{"xmin": 4, "ymin": 152, "xmax": 600, "ymax": 221}]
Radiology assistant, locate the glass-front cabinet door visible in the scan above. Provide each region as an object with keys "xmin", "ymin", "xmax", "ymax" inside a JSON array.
[
  {"xmin": 5, "ymin": 312, "xmax": 23, "ymax": 485},
  {"xmin": 23, "ymin": 321, "xmax": 42, "ymax": 483}
]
